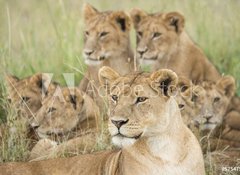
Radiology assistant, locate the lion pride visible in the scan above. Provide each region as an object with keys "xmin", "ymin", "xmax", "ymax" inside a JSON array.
[{"xmin": 0, "ymin": 67, "xmax": 205, "ymax": 175}]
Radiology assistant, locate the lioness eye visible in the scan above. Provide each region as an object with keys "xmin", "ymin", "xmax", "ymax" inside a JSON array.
[
  {"xmin": 136, "ymin": 97, "xmax": 148, "ymax": 103},
  {"xmin": 152, "ymin": 32, "xmax": 161, "ymax": 39},
  {"xmin": 137, "ymin": 31, "xmax": 143, "ymax": 37},
  {"xmin": 213, "ymin": 97, "xmax": 220, "ymax": 103},
  {"xmin": 99, "ymin": 32, "xmax": 109, "ymax": 38},
  {"xmin": 178, "ymin": 104, "xmax": 185, "ymax": 109},
  {"xmin": 112, "ymin": 95, "xmax": 118, "ymax": 102}
]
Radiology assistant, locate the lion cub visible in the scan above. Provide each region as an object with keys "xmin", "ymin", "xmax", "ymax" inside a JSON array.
[
  {"xmin": 5, "ymin": 73, "xmax": 55, "ymax": 120},
  {"xmin": 130, "ymin": 9, "xmax": 220, "ymax": 83},
  {"xmin": 0, "ymin": 67, "xmax": 205, "ymax": 175},
  {"xmin": 80, "ymin": 4, "xmax": 135, "ymax": 112}
]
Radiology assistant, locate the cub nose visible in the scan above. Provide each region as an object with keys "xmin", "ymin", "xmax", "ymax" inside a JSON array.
[
  {"xmin": 203, "ymin": 114, "xmax": 213, "ymax": 121},
  {"xmin": 137, "ymin": 47, "xmax": 148, "ymax": 56},
  {"xmin": 111, "ymin": 119, "xmax": 129, "ymax": 129},
  {"xmin": 84, "ymin": 49, "xmax": 94, "ymax": 56}
]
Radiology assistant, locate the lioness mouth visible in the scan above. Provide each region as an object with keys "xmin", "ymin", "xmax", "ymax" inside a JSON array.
[{"xmin": 115, "ymin": 133, "xmax": 142, "ymax": 140}]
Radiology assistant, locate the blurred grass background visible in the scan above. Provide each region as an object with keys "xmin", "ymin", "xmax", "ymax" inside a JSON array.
[
  {"xmin": 0, "ymin": 0, "xmax": 239, "ymax": 173},
  {"xmin": 0, "ymin": 0, "xmax": 239, "ymax": 90}
]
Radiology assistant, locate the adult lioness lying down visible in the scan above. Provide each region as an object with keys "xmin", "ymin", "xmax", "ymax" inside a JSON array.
[{"xmin": 0, "ymin": 67, "xmax": 205, "ymax": 175}]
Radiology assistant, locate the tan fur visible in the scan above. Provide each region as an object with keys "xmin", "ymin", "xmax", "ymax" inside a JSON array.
[
  {"xmin": 130, "ymin": 9, "xmax": 220, "ymax": 83},
  {"xmin": 0, "ymin": 67, "xmax": 205, "ymax": 175},
  {"xmin": 79, "ymin": 4, "xmax": 135, "ymax": 112},
  {"xmin": 5, "ymin": 73, "xmax": 56, "ymax": 120},
  {"xmin": 30, "ymin": 87, "xmax": 100, "ymax": 141}
]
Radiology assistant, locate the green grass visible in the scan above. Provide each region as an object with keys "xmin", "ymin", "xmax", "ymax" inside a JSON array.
[{"xmin": 0, "ymin": 0, "xmax": 240, "ymax": 174}]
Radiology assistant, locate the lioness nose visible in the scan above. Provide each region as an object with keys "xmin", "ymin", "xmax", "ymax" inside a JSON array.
[
  {"xmin": 84, "ymin": 49, "xmax": 94, "ymax": 56},
  {"xmin": 137, "ymin": 47, "xmax": 148, "ymax": 56},
  {"xmin": 111, "ymin": 119, "xmax": 129, "ymax": 129}
]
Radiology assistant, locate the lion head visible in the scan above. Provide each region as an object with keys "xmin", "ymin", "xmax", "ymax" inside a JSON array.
[
  {"xmin": 31, "ymin": 87, "xmax": 100, "ymax": 139},
  {"xmin": 130, "ymin": 9, "xmax": 184, "ymax": 66},
  {"xmin": 82, "ymin": 4, "xmax": 131, "ymax": 66},
  {"xmin": 99, "ymin": 66, "xmax": 181, "ymax": 147},
  {"xmin": 5, "ymin": 73, "xmax": 56, "ymax": 120},
  {"xmin": 192, "ymin": 76, "xmax": 235, "ymax": 132}
]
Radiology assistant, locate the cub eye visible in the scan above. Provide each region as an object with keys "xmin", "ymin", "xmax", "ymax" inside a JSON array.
[
  {"xmin": 99, "ymin": 32, "xmax": 109, "ymax": 38},
  {"xmin": 152, "ymin": 32, "xmax": 161, "ymax": 39},
  {"xmin": 112, "ymin": 95, "xmax": 118, "ymax": 102},
  {"xmin": 137, "ymin": 31, "xmax": 143, "ymax": 38},
  {"xmin": 136, "ymin": 97, "xmax": 148, "ymax": 104},
  {"xmin": 178, "ymin": 104, "xmax": 185, "ymax": 109},
  {"xmin": 22, "ymin": 97, "xmax": 30, "ymax": 102},
  {"xmin": 47, "ymin": 107, "xmax": 56, "ymax": 113},
  {"xmin": 213, "ymin": 97, "xmax": 220, "ymax": 103},
  {"xmin": 191, "ymin": 94, "xmax": 198, "ymax": 102},
  {"xmin": 85, "ymin": 31, "xmax": 89, "ymax": 36}
]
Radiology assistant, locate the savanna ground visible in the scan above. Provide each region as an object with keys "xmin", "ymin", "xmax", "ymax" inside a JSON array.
[{"xmin": 0, "ymin": 0, "xmax": 239, "ymax": 174}]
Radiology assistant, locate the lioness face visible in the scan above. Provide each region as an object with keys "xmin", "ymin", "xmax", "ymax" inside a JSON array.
[
  {"xmin": 83, "ymin": 4, "xmax": 131, "ymax": 66},
  {"xmin": 5, "ymin": 73, "xmax": 52, "ymax": 120},
  {"xmin": 193, "ymin": 76, "xmax": 235, "ymax": 132},
  {"xmin": 99, "ymin": 66, "xmax": 178, "ymax": 147},
  {"xmin": 130, "ymin": 9, "xmax": 184, "ymax": 66},
  {"xmin": 31, "ymin": 87, "xmax": 85, "ymax": 139}
]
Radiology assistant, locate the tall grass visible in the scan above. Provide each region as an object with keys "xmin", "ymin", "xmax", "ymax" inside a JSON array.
[{"xmin": 0, "ymin": 0, "xmax": 240, "ymax": 174}]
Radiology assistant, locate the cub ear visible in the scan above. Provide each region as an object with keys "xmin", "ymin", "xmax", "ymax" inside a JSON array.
[
  {"xmin": 130, "ymin": 8, "xmax": 147, "ymax": 29},
  {"xmin": 164, "ymin": 12, "xmax": 185, "ymax": 34},
  {"xmin": 83, "ymin": 3, "xmax": 99, "ymax": 22},
  {"xmin": 150, "ymin": 69, "xmax": 178, "ymax": 97},
  {"xmin": 99, "ymin": 66, "xmax": 120, "ymax": 92},
  {"xmin": 5, "ymin": 74, "xmax": 19, "ymax": 88},
  {"xmin": 177, "ymin": 76, "xmax": 191, "ymax": 93},
  {"xmin": 110, "ymin": 11, "xmax": 131, "ymax": 32},
  {"xmin": 217, "ymin": 76, "xmax": 236, "ymax": 98},
  {"xmin": 30, "ymin": 73, "xmax": 51, "ymax": 95}
]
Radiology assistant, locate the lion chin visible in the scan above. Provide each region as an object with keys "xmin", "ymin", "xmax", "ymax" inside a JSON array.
[{"xmin": 112, "ymin": 135, "xmax": 137, "ymax": 148}]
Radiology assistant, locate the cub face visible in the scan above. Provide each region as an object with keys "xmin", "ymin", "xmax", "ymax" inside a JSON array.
[
  {"xmin": 99, "ymin": 66, "xmax": 179, "ymax": 147},
  {"xmin": 130, "ymin": 9, "xmax": 184, "ymax": 66},
  {"xmin": 193, "ymin": 76, "xmax": 235, "ymax": 131},
  {"xmin": 83, "ymin": 4, "xmax": 131, "ymax": 66},
  {"xmin": 31, "ymin": 87, "xmax": 88, "ymax": 139},
  {"xmin": 5, "ymin": 73, "xmax": 54, "ymax": 120}
]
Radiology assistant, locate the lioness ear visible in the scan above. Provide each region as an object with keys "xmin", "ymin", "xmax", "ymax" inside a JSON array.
[
  {"xmin": 150, "ymin": 69, "xmax": 178, "ymax": 97},
  {"xmin": 217, "ymin": 76, "xmax": 236, "ymax": 98},
  {"xmin": 83, "ymin": 3, "xmax": 99, "ymax": 22},
  {"xmin": 164, "ymin": 12, "xmax": 185, "ymax": 34},
  {"xmin": 130, "ymin": 8, "xmax": 147, "ymax": 29},
  {"xmin": 99, "ymin": 66, "xmax": 120, "ymax": 92},
  {"xmin": 110, "ymin": 11, "xmax": 131, "ymax": 32}
]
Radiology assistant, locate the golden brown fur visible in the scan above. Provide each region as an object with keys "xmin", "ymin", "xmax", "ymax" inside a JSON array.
[
  {"xmin": 30, "ymin": 87, "xmax": 100, "ymax": 141},
  {"xmin": 5, "ymin": 73, "xmax": 55, "ymax": 120},
  {"xmin": 79, "ymin": 4, "xmax": 135, "ymax": 112},
  {"xmin": 130, "ymin": 9, "xmax": 220, "ymax": 83},
  {"xmin": 0, "ymin": 67, "xmax": 205, "ymax": 175}
]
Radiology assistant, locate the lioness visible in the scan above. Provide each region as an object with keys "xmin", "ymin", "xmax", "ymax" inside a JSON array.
[
  {"xmin": 130, "ymin": 9, "xmax": 220, "ymax": 83},
  {"xmin": 0, "ymin": 67, "xmax": 205, "ymax": 175},
  {"xmin": 80, "ymin": 4, "xmax": 135, "ymax": 111}
]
